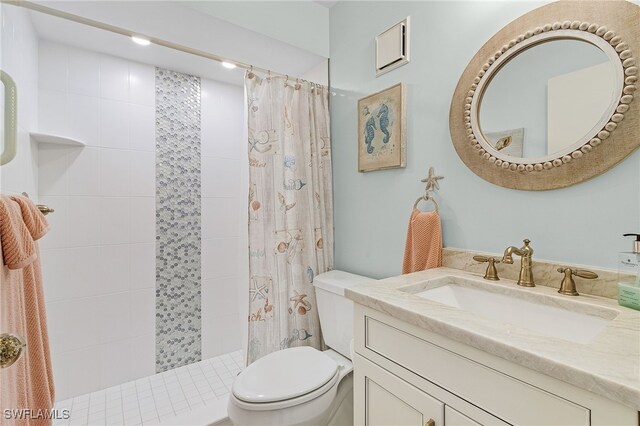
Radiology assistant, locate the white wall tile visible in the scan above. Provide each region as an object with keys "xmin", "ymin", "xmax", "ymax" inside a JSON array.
[
  {"xmin": 203, "ymin": 277, "xmax": 239, "ymax": 318},
  {"xmin": 41, "ymin": 248, "xmax": 71, "ymax": 303},
  {"xmin": 201, "ymin": 157, "xmax": 240, "ymax": 198},
  {"xmin": 38, "ymin": 89, "xmax": 69, "ymax": 136},
  {"xmin": 129, "ymin": 333, "xmax": 156, "ymax": 380},
  {"xmin": 49, "ymin": 351, "xmax": 70, "ymax": 400},
  {"xmin": 129, "ymin": 151, "xmax": 155, "ymax": 196},
  {"xmin": 100, "ymin": 340, "xmax": 134, "ymax": 389},
  {"xmin": 39, "ymin": 41, "xmax": 68, "ymax": 92},
  {"xmin": 99, "ymin": 244, "xmax": 132, "ymax": 294},
  {"xmin": 64, "ymin": 346, "xmax": 104, "ymax": 396},
  {"xmin": 38, "ymin": 196, "xmax": 69, "ymax": 250},
  {"xmin": 219, "ymin": 314, "xmax": 242, "ymax": 353},
  {"xmin": 68, "ymin": 48, "xmax": 101, "ymax": 97},
  {"xmin": 130, "ymin": 243, "xmax": 156, "ymax": 290},
  {"xmin": 201, "ymin": 284, "xmax": 222, "ymax": 359},
  {"xmin": 201, "ymin": 198, "xmax": 240, "ymax": 238},
  {"xmin": 100, "ymin": 56, "xmax": 129, "ymax": 102},
  {"xmin": 67, "ymin": 197, "xmax": 102, "ymax": 247},
  {"xmin": 47, "ymin": 297, "xmax": 99, "ymax": 353},
  {"xmin": 201, "ymin": 237, "xmax": 238, "ymax": 279},
  {"xmin": 201, "ymin": 80, "xmax": 243, "ymax": 159},
  {"xmin": 129, "ymin": 62, "xmax": 156, "ymax": 106},
  {"xmin": 96, "ymin": 292, "xmax": 133, "ymax": 343},
  {"xmin": 100, "ymin": 197, "xmax": 132, "ymax": 245},
  {"xmin": 129, "ymin": 197, "xmax": 155, "ymax": 244},
  {"xmin": 129, "ymin": 288, "xmax": 156, "ymax": 337},
  {"xmin": 67, "ymin": 94, "xmax": 100, "ymax": 146},
  {"xmin": 100, "ymin": 99, "xmax": 130, "ymax": 149},
  {"xmin": 67, "ymin": 147, "xmax": 101, "ymax": 196},
  {"xmin": 66, "ymin": 246, "xmax": 104, "ymax": 299},
  {"xmin": 129, "ymin": 104, "xmax": 156, "ymax": 152},
  {"xmin": 100, "ymin": 149, "xmax": 131, "ymax": 196},
  {"xmin": 38, "ymin": 146, "xmax": 70, "ymax": 196}
]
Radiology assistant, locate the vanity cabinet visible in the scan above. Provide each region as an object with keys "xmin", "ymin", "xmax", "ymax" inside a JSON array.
[
  {"xmin": 355, "ymin": 352, "xmax": 506, "ymax": 426},
  {"xmin": 353, "ymin": 305, "xmax": 638, "ymax": 426}
]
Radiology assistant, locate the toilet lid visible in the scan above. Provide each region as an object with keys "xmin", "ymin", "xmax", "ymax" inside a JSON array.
[{"xmin": 232, "ymin": 347, "xmax": 338, "ymax": 403}]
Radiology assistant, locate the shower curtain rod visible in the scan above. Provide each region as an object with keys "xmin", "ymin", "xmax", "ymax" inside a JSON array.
[{"xmin": 3, "ymin": 0, "xmax": 314, "ymax": 82}]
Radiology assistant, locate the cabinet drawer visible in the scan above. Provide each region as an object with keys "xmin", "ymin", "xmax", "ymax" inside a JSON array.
[
  {"xmin": 362, "ymin": 316, "xmax": 590, "ymax": 426},
  {"xmin": 445, "ymin": 406, "xmax": 480, "ymax": 426}
]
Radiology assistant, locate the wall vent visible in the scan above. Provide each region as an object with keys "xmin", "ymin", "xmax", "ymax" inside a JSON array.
[{"xmin": 376, "ymin": 17, "xmax": 410, "ymax": 77}]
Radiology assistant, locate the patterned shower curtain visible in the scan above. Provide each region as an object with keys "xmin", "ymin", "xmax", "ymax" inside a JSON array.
[{"xmin": 245, "ymin": 73, "xmax": 333, "ymax": 364}]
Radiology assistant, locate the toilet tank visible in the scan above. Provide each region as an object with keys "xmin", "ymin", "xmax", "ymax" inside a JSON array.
[{"xmin": 314, "ymin": 270, "xmax": 375, "ymax": 359}]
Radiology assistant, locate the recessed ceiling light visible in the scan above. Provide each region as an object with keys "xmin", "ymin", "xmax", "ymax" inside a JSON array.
[
  {"xmin": 131, "ymin": 36, "xmax": 151, "ymax": 46},
  {"xmin": 222, "ymin": 61, "xmax": 237, "ymax": 69}
]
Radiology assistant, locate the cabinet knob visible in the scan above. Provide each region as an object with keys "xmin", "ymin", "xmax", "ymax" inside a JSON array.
[{"xmin": 425, "ymin": 419, "xmax": 435, "ymax": 426}]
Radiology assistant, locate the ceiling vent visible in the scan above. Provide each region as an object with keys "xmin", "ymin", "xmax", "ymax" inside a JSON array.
[{"xmin": 376, "ymin": 17, "xmax": 410, "ymax": 77}]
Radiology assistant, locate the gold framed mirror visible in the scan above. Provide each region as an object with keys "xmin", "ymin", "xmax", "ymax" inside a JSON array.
[{"xmin": 450, "ymin": 1, "xmax": 639, "ymax": 191}]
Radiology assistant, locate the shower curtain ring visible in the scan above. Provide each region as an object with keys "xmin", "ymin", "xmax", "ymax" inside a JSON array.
[{"xmin": 248, "ymin": 65, "xmax": 254, "ymax": 79}]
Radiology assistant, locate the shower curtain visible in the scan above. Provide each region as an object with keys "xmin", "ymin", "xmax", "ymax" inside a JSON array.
[{"xmin": 245, "ymin": 73, "xmax": 333, "ymax": 364}]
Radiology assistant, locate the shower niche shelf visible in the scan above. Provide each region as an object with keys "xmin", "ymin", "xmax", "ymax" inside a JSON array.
[{"xmin": 30, "ymin": 132, "xmax": 86, "ymax": 147}]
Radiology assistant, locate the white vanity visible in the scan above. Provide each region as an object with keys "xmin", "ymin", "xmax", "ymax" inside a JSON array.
[{"xmin": 347, "ymin": 268, "xmax": 640, "ymax": 425}]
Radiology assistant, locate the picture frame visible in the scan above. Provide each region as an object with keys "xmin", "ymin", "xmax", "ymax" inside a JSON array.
[{"xmin": 357, "ymin": 83, "xmax": 406, "ymax": 172}]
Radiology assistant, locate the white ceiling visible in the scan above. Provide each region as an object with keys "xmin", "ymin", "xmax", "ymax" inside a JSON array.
[{"xmin": 28, "ymin": 3, "xmax": 327, "ymax": 86}]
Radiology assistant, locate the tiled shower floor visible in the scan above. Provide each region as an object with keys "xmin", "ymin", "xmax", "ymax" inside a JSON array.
[{"xmin": 53, "ymin": 350, "xmax": 243, "ymax": 426}]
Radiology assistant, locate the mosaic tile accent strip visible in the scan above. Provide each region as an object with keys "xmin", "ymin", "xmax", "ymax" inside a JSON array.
[{"xmin": 155, "ymin": 68, "xmax": 202, "ymax": 372}]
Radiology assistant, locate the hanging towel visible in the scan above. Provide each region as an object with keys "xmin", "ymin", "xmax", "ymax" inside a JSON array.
[
  {"xmin": 0, "ymin": 195, "xmax": 54, "ymax": 426},
  {"xmin": 402, "ymin": 208, "xmax": 442, "ymax": 274}
]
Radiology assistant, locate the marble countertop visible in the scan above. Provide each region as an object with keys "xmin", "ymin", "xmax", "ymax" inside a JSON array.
[{"xmin": 345, "ymin": 267, "xmax": 640, "ymax": 410}]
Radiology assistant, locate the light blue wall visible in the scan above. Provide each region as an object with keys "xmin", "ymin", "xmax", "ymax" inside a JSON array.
[{"xmin": 329, "ymin": 1, "xmax": 640, "ymax": 279}]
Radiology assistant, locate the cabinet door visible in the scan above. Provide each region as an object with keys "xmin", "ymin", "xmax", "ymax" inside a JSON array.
[{"xmin": 354, "ymin": 354, "xmax": 444, "ymax": 426}]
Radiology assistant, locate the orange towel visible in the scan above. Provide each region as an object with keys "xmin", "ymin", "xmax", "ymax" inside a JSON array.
[
  {"xmin": 0, "ymin": 195, "xmax": 54, "ymax": 426},
  {"xmin": 402, "ymin": 209, "xmax": 442, "ymax": 274}
]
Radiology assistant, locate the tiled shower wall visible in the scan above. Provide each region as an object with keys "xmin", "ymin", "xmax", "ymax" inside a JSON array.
[
  {"xmin": 37, "ymin": 41, "xmax": 243, "ymax": 400},
  {"xmin": 0, "ymin": 4, "xmax": 39, "ymax": 196}
]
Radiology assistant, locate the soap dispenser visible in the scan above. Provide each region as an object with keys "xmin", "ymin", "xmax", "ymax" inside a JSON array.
[{"xmin": 618, "ymin": 233, "xmax": 640, "ymax": 310}]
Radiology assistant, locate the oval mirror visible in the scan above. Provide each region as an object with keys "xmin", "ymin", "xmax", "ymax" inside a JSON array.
[
  {"xmin": 479, "ymin": 39, "xmax": 617, "ymax": 162},
  {"xmin": 449, "ymin": 1, "xmax": 639, "ymax": 191}
]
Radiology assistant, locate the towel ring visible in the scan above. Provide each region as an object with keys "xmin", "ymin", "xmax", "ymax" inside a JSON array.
[{"xmin": 413, "ymin": 194, "xmax": 439, "ymax": 212}]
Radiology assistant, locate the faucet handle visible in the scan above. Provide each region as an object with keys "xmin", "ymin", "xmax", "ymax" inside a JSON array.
[
  {"xmin": 556, "ymin": 267, "xmax": 598, "ymax": 296},
  {"xmin": 473, "ymin": 255, "xmax": 500, "ymax": 281}
]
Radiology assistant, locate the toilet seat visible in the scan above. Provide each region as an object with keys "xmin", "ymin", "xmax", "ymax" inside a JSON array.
[{"xmin": 232, "ymin": 347, "xmax": 339, "ymax": 409}]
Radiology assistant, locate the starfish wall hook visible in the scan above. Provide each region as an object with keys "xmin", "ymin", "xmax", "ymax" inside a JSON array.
[{"xmin": 421, "ymin": 167, "xmax": 444, "ymax": 192}]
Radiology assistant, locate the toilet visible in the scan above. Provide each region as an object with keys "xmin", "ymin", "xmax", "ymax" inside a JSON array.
[{"xmin": 227, "ymin": 270, "xmax": 374, "ymax": 426}]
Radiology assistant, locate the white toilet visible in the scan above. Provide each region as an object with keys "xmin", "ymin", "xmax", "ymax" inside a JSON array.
[{"xmin": 228, "ymin": 270, "xmax": 374, "ymax": 426}]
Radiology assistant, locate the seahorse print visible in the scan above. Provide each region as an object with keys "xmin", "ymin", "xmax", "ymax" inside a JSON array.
[
  {"xmin": 378, "ymin": 103, "xmax": 391, "ymax": 144},
  {"xmin": 364, "ymin": 115, "xmax": 377, "ymax": 154}
]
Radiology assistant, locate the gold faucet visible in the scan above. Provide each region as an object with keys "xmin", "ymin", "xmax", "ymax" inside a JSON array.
[{"xmin": 502, "ymin": 239, "xmax": 535, "ymax": 287}]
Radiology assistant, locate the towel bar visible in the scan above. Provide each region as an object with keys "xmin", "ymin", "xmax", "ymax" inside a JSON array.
[{"xmin": 20, "ymin": 192, "xmax": 54, "ymax": 215}]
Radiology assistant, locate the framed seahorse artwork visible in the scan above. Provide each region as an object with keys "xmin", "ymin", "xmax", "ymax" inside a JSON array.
[{"xmin": 357, "ymin": 83, "xmax": 406, "ymax": 172}]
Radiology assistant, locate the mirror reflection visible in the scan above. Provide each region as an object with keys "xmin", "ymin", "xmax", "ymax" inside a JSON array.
[{"xmin": 479, "ymin": 39, "xmax": 616, "ymax": 159}]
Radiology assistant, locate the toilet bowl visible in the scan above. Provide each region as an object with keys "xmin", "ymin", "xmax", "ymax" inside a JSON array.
[
  {"xmin": 228, "ymin": 347, "xmax": 353, "ymax": 426},
  {"xmin": 228, "ymin": 270, "xmax": 374, "ymax": 426}
]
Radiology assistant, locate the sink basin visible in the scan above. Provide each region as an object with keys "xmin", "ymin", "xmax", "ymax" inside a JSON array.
[{"xmin": 415, "ymin": 283, "xmax": 617, "ymax": 344}]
